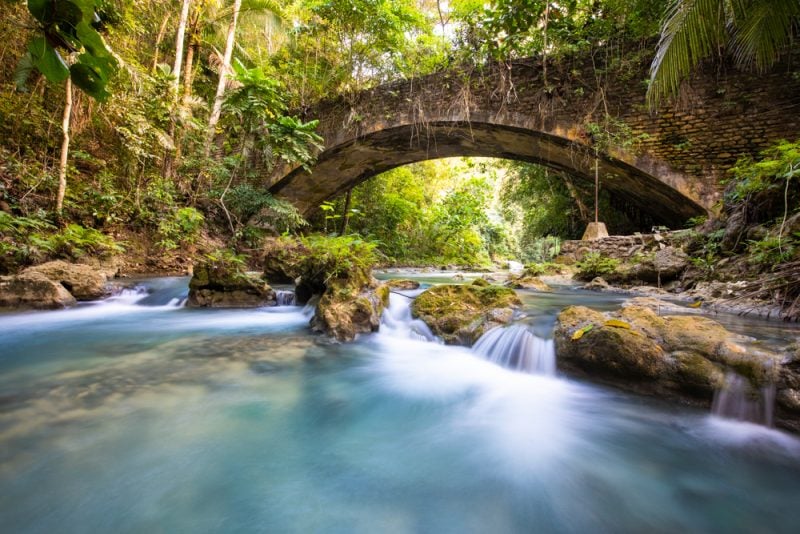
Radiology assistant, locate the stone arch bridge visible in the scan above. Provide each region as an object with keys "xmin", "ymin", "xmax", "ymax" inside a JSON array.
[{"xmin": 267, "ymin": 54, "xmax": 800, "ymax": 228}]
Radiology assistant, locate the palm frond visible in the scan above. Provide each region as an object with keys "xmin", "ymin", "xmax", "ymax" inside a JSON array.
[
  {"xmin": 731, "ymin": 0, "xmax": 800, "ymax": 71},
  {"xmin": 648, "ymin": 0, "xmax": 729, "ymax": 106}
]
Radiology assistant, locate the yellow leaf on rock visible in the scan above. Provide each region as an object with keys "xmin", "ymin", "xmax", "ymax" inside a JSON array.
[
  {"xmin": 604, "ymin": 319, "xmax": 631, "ymax": 329},
  {"xmin": 571, "ymin": 323, "xmax": 594, "ymax": 340}
]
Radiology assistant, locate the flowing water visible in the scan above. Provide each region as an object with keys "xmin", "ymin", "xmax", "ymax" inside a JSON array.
[{"xmin": 1, "ymin": 276, "xmax": 800, "ymax": 533}]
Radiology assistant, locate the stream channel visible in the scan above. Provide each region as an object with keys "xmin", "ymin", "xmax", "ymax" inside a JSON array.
[{"xmin": 1, "ymin": 273, "xmax": 800, "ymax": 532}]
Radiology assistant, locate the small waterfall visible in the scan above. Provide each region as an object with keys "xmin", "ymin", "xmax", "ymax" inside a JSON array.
[
  {"xmin": 105, "ymin": 285, "xmax": 150, "ymax": 304},
  {"xmin": 275, "ymin": 290, "xmax": 297, "ymax": 306},
  {"xmin": 472, "ymin": 325, "xmax": 556, "ymax": 375},
  {"xmin": 381, "ymin": 291, "xmax": 439, "ymax": 342},
  {"xmin": 712, "ymin": 372, "xmax": 775, "ymax": 426}
]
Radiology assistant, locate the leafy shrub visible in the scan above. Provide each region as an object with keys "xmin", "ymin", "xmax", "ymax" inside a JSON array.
[
  {"xmin": 747, "ymin": 235, "xmax": 797, "ymax": 267},
  {"xmin": 526, "ymin": 236, "xmax": 562, "ymax": 263},
  {"xmin": 226, "ymin": 184, "xmax": 307, "ymax": 236},
  {"xmin": 575, "ymin": 252, "xmax": 620, "ymax": 279},
  {"xmin": 726, "ymin": 139, "xmax": 800, "ymax": 204},
  {"xmin": 523, "ymin": 262, "xmax": 563, "ymax": 276},
  {"xmin": 48, "ymin": 224, "xmax": 124, "ymax": 259},
  {"xmin": 157, "ymin": 207, "xmax": 205, "ymax": 251},
  {"xmin": 299, "ymin": 235, "xmax": 378, "ymax": 284}
]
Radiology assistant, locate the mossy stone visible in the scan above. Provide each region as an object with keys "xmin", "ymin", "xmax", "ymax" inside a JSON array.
[{"xmin": 411, "ymin": 284, "xmax": 521, "ymax": 345}]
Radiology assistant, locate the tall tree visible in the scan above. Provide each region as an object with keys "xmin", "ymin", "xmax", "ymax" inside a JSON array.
[
  {"xmin": 205, "ymin": 0, "xmax": 243, "ymax": 158},
  {"xmin": 172, "ymin": 0, "xmax": 193, "ymax": 94}
]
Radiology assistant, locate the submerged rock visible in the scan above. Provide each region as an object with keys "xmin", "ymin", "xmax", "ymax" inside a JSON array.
[
  {"xmin": 506, "ymin": 275, "xmax": 552, "ymax": 292},
  {"xmin": 187, "ymin": 261, "xmax": 275, "ymax": 308},
  {"xmin": 554, "ymin": 305, "xmax": 797, "ymax": 428},
  {"xmin": 583, "ymin": 277, "xmax": 611, "ymax": 291},
  {"xmin": 0, "ymin": 272, "xmax": 77, "ymax": 309},
  {"xmin": 411, "ymin": 283, "xmax": 522, "ymax": 346},
  {"xmin": 22, "ymin": 260, "xmax": 109, "ymax": 300},
  {"xmin": 385, "ymin": 279, "xmax": 421, "ymax": 290}
]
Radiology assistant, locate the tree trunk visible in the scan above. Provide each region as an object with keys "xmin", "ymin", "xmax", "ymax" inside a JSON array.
[
  {"xmin": 561, "ymin": 172, "xmax": 589, "ymax": 222},
  {"xmin": 56, "ymin": 76, "xmax": 73, "ymax": 216},
  {"xmin": 172, "ymin": 0, "xmax": 192, "ymax": 94},
  {"xmin": 182, "ymin": 40, "xmax": 197, "ymax": 105},
  {"xmin": 151, "ymin": 13, "xmax": 172, "ymax": 71},
  {"xmin": 339, "ymin": 188, "xmax": 353, "ymax": 236},
  {"xmin": 204, "ymin": 0, "xmax": 243, "ymax": 159},
  {"xmin": 163, "ymin": 0, "xmax": 192, "ymax": 180}
]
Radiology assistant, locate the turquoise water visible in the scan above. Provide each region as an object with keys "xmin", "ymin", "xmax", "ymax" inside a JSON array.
[{"xmin": 1, "ymin": 277, "xmax": 800, "ymax": 533}]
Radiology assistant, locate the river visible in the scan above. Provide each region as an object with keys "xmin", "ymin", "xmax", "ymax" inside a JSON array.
[{"xmin": 1, "ymin": 275, "xmax": 799, "ymax": 533}]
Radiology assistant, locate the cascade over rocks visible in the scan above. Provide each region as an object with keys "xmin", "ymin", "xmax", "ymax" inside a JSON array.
[
  {"xmin": 263, "ymin": 236, "xmax": 388, "ymax": 342},
  {"xmin": 188, "ymin": 260, "xmax": 276, "ymax": 308},
  {"xmin": 411, "ymin": 280, "xmax": 522, "ymax": 346},
  {"xmin": 0, "ymin": 272, "xmax": 77, "ymax": 309},
  {"xmin": 554, "ymin": 305, "xmax": 799, "ymax": 430},
  {"xmin": 22, "ymin": 260, "xmax": 110, "ymax": 300}
]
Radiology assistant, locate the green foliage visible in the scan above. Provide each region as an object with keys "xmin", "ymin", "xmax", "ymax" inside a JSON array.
[
  {"xmin": 18, "ymin": 0, "xmax": 118, "ymax": 100},
  {"xmin": 157, "ymin": 207, "xmax": 205, "ymax": 251},
  {"xmin": 685, "ymin": 215, "xmax": 708, "ymax": 228},
  {"xmin": 204, "ymin": 247, "xmax": 248, "ymax": 269},
  {"xmin": 726, "ymin": 139, "xmax": 800, "ymax": 204},
  {"xmin": 575, "ymin": 252, "xmax": 620, "ymax": 278},
  {"xmin": 48, "ymin": 223, "xmax": 124, "ymax": 259},
  {"xmin": 648, "ymin": 0, "xmax": 800, "ymax": 105},
  {"xmin": 526, "ymin": 236, "xmax": 562, "ymax": 263},
  {"xmin": 299, "ymin": 234, "xmax": 378, "ymax": 283},
  {"xmin": 223, "ymin": 63, "xmax": 324, "ymax": 171},
  {"xmin": 687, "ymin": 228, "xmax": 724, "ymax": 278},
  {"xmin": 523, "ymin": 261, "xmax": 563, "ymax": 276},
  {"xmin": 747, "ymin": 235, "xmax": 797, "ymax": 267},
  {"xmin": 318, "ymin": 160, "xmax": 504, "ymax": 266},
  {"xmin": 226, "ymin": 184, "xmax": 308, "ymax": 241}
]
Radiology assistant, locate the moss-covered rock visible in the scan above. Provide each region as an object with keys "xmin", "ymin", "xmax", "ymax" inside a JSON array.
[
  {"xmin": 506, "ymin": 275, "xmax": 552, "ymax": 292},
  {"xmin": 554, "ymin": 305, "xmax": 780, "ymax": 405},
  {"xmin": 385, "ymin": 279, "xmax": 420, "ymax": 290},
  {"xmin": 311, "ymin": 279, "xmax": 389, "ymax": 342},
  {"xmin": 411, "ymin": 284, "xmax": 522, "ymax": 346},
  {"xmin": 264, "ymin": 235, "xmax": 384, "ymax": 342},
  {"xmin": 188, "ymin": 255, "xmax": 275, "ymax": 308},
  {"xmin": 262, "ymin": 237, "xmax": 308, "ymax": 284}
]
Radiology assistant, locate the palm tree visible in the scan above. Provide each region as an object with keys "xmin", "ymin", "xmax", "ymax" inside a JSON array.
[{"xmin": 648, "ymin": 0, "xmax": 800, "ymax": 106}]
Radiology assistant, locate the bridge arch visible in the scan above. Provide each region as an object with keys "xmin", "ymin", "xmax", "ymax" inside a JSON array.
[
  {"xmin": 266, "ymin": 54, "xmax": 799, "ymax": 227},
  {"xmin": 269, "ymin": 118, "xmax": 705, "ymax": 228}
]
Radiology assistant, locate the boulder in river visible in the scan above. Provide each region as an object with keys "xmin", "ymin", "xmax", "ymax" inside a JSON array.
[
  {"xmin": 506, "ymin": 275, "xmax": 552, "ymax": 292},
  {"xmin": 554, "ymin": 305, "xmax": 799, "ymax": 430},
  {"xmin": 22, "ymin": 260, "xmax": 109, "ymax": 300},
  {"xmin": 262, "ymin": 237, "xmax": 309, "ymax": 284},
  {"xmin": 0, "ymin": 271, "xmax": 77, "ymax": 309},
  {"xmin": 188, "ymin": 257, "xmax": 275, "ymax": 308},
  {"xmin": 311, "ymin": 280, "xmax": 389, "ymax": 342},
  {"xmin": 411, "ymin": 281, "xmax": 522, "ymax": 346},
  {"xmin": 385, "ymin": 279, "xmax": 421, "ymax": 290},
  {"xmin": 266, "ymin": 235, "xmax": 388, "ymax": 342}
]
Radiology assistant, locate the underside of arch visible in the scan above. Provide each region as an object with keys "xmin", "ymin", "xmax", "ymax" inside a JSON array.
[{"xmin": 269, "ymin": 122, "xmax": 706, "ymax": 228}]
